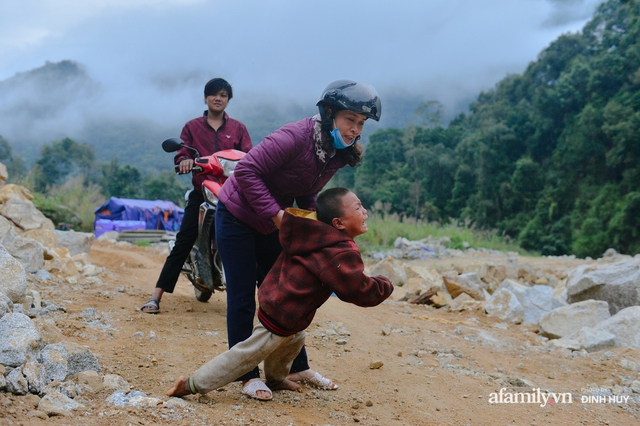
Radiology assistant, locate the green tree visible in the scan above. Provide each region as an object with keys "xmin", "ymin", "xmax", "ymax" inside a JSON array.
[
  {"xmin": 101, "ymin": 158, "xmax": 142, "ymax": 198},
  {"xmin": 143, "ymin": 170, "xmax": 189, "ymax": 206},
  {"xmin": 30, "ymin": 137, "xmax": 97, "ymax": 192},
  {"xmin": 413, "ymin": 100, "xmax": 444, "ymax": 129}
]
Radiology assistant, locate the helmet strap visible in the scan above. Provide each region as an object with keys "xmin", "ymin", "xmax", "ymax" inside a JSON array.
[{"xmin": 319, "ymin": 106, "xmax": 334, "ymax": 132}]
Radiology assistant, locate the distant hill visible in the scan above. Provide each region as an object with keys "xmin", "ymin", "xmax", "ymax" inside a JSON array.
[{"xmin": 0, "ymin": 61, "xmax": 456, "ymax": 175}]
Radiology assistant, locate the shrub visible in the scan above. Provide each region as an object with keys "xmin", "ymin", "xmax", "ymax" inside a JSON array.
[{"xmin": 31, "ymin": 177, "xmax": 105, "ymax": 232}]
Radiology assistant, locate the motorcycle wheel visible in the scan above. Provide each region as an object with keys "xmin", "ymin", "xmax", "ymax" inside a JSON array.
[{"xmin": 194, "ymin": 286, "xmax": 212, "ymax": 302}]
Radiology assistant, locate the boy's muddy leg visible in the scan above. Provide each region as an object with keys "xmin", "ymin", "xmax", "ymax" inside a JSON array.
[{"xmin": 264, "ymin": 331, "xmax": 306, "ymax": 391}]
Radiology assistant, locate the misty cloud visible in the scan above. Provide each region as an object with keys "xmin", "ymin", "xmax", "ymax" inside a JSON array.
[
  {"xmin": 0, "ymin": 0, "xmax": 606, "ymax": 168},
  {"xmin": 544, "ymin": 0, "xmax": 606, "ymax": 27}
]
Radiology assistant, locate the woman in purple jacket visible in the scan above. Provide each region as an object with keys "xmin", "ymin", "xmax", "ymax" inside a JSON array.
[{"xmin": 215, "ymin": 80, "xmax": 381, "ymax": 400}]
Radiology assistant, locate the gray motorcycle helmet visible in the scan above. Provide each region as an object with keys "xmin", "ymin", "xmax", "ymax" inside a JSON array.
[{"xmin": 316, "ymin": 80, "xmax": 382, "ymax": 123}]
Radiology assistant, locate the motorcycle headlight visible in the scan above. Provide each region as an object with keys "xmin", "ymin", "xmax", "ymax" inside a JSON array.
[
  {"xmin": 218, "ymin": 158, "xmax": 239, "ymax": 178},
  {"xmin": 203, "ymin": 186, "xmax": 219, "ymax": 206}
]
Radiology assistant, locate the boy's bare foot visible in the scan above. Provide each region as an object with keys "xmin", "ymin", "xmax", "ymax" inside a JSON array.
[
  {"xmin": 271, "ymin": 378, "xmax": 302, "ymax": 392},
  {"xmin": 166, "ymin": 375, "xmax": 192, "ymax": 397}
]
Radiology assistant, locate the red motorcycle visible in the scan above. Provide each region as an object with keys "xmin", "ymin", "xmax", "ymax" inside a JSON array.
[{"xmin": 162, "ymin": 137, "xmax": 245, "ymax": 302}]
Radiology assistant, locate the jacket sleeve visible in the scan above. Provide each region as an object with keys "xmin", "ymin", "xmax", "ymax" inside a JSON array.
[
  {"xmin": 233, "ymin": 124, "xmax": 304, "ymax": 221},
  {"xmin": 319, "ymin": 250, "xmax": 394, "ymax": 307},
  {"xmin": 175, "ymin": 123, "xmax": 195, "ymax": 165}
]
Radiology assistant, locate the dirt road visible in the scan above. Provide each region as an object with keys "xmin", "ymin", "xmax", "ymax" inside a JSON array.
[{"xmin": 1, "ymin": 241, "xmax": 638, "ymax": 425}]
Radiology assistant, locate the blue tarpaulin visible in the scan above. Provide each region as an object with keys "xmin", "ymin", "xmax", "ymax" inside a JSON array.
[{"xmin": 94, "ymin": 197, "xmax": 184, "ymax": 236}]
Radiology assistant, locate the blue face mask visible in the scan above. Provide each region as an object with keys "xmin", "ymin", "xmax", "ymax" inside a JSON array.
[{"xmin": 330, "ymin": 121, "xmax": 358, "ymax": 149}]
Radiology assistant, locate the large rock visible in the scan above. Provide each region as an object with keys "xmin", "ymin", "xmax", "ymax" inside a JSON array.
[
  {"xmin": 369, "ymin": 257, "xmax": 407, "ymax": 286},
  {"xmin": 0, "ymin": 245, "xmax": 27, "ymax": 302},
  {"xmin": 390, "ymin": 277, "xmax": 430, "ymax": 301},
  {"xmin": 23, "ymin": 228, "xmax": 58, "ymax": 250},
  {"xmin": 405, "ymin": 265, "xmax": 443, "ymax": 288},
  {"xmin": 591, "ymin": 306, "xmax": 640, "ymax": 348},
  {"xmin": 550, "ymin": 326, "xmax": 617, "ymax": 353},
  {"xmin": 448, "ymin": 292, "xmax": 485, "ymax": 312},
  {"xmin": 464, "ymin": 262, "xmax": 508, "ymax": 293},
  {"xmin": 49, "ymin": 341, "xmax": 102, "ymax": 378},
  {"xmin": 49, "ymin": 256, "xmax": 80, "ymax": 276},
  {"xmin": 538, "ymin": 300, "xmax": 611, "ymax": 339},
  {"xmin": 566, "ymin": 258, "xmax": 640, "ymax": 314},
  {"xmin": 0, "ymin": 216, "xmax": 24, "ymax": 248},
  {"xmin": 0, "ymin": 215, "xmax": 46, "ymax": 273},
  {"xmin": 0, "ymin": 198, "xmax": 54, "ymax": 231},
  {"xmin": 484, "ymin": 288, "xmax": 524, "ymax": 323},
  {"xmin": 54, "ymin": 230, "xmax": 94, "ymax": 257},
  {"xmin": 0, "ymin": 313, "xmax": 43, "ymax": 367},
  {"xmin": 495, "ymin": 279, "xmax": 566, "ymax": 324},
  {"xmin": 570, "ymin": 327, "xmax": 616, "ymax": 353},
  {"xmin": 22, "ymin": 361, "xmax": 49, "ymax": 394},
  {"xmin": 516, "ymin": 262, "xmax": 539, "ymax": 284},
  {"xmin": 39, "ymin": 344, "xmax": 69, "ymax": 382},
  {"xmin": 0, "ymin": 162, "xmax": 7, "ymax": 184},
  {"xmin": 390, "ymin": 265, "xmax": 444, "ymax": 301},
  {"xmin": 2, "ymin": 234, "xmax": 45, "ymax": 273},
  {"xmin": 443, "ymin": 272, "xmax": 486, "ymax": 301},
  {"xmin": 33, "ymin": 317, "xmax": 66, "ymax": 344},
  {"xmin": 5, "ymin": 366, "xmax": 29, "ymax": 395},
  {"xmin": 103, "ymin": 374, "xmax": 131, "ymax": 392},
  {"xmin": 0, "ymin": 292, "xmax": 11, "ymax": 318},
  {"xmin": 38, "ymin": 389, "xmax": 84, "ymax": 416},
  {"xmin": 76, "ymin": 370, "xmax": 104, "ymax": 392},
  {"xmin": 0, "ymin": 183, "xmax": 34, "ymax": 203}
]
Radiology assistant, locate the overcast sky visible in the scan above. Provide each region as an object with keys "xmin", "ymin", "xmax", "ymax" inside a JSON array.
[{"xmin": 0, "ymin": 0, "xmax": 605, "ymax": 127}]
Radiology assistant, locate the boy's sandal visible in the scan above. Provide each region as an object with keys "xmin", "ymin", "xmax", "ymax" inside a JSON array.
[
  {"xmin": 301, "ymin": 372, "xmax": 338, "ymax": 390},
  {"xmin": 140, "ymin": 298, "xmax": 160, "ymax": 314},
  {"xmin": 241, "ymin": 380, "xmax": 272, "ymax": 401}
]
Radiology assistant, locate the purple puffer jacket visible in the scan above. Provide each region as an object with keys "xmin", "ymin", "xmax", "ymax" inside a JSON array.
[{"xmin": 219, "ymin": 116, "xmax": 348, "ymax": 234}]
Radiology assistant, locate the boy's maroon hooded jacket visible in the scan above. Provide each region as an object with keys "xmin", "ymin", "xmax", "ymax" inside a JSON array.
[{"xmin": 257, "ymin": 209, "xmax": 393, "ymax": 336}]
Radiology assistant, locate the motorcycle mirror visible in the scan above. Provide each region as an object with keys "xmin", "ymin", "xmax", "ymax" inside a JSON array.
[{"xmin": 162, "ymin": 138, "xmax": 185, "ymax": 153}]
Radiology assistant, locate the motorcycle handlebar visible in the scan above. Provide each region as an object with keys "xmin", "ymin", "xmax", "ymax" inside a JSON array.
[{"xmin": 174, "ymin": 165, "xmax": 204, "ymax": 174}]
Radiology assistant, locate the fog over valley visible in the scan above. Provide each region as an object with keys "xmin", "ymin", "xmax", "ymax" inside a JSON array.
[{"xmin": 0, "ymin": 0, "xmax": 604, "ymax": 171}]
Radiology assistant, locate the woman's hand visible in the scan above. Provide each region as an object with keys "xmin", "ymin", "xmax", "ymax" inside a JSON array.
[
  {"xmin": 272, "ymin": 210, "xmax": 285, "ymax": 229},
  {"xmin": 178, "ymin": 159, "xmax": 194, "ymax": 174}
]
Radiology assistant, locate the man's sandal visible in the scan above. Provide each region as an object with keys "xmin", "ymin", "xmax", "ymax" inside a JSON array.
[
  {"xmin": 242, "ymin": 379, "xmax": 272, "ymax": 401},
  {"xmin": 140, "ymin": 298, "xmax": 160, "ymax": 314}
]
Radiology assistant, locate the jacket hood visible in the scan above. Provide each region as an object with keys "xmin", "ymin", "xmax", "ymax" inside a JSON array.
[
  {"xmin": 258, "ymin": 207, "xmax": 392, "ymax": 336},
  {"xmin": 279, "ymin": 208, "xmax": 353, "ymax": 257}
]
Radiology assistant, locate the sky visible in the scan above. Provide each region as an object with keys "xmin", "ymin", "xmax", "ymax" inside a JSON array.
[{"xmin": 0, "ymin": 0, "xmax": 606, "ymax": 149}]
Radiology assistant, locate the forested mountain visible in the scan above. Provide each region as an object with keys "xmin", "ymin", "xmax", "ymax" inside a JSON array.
[
  {"xmin": 0, "ymin": 62, "xmax": 443, "ymax": 175},
  {"xmin": 352, "ymin": 0, "xmax": 640, "ymax": 258}
]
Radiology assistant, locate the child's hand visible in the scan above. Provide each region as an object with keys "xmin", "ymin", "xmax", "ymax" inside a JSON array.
[{"xmin": 272, "ymin": 210, "xmax": 285, "ymax": 229}]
